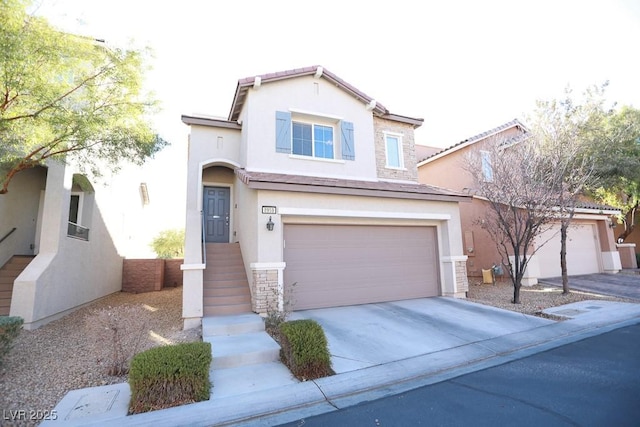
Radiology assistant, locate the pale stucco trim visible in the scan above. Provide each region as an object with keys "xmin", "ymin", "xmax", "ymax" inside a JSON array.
[
  {"xmin": 250, "ymin": 262, "xmax": 286, "ymax": 269},
  {"xmin": 601, "ymin": 251, "xmax": 622, "ymax": 273},
  {"xmin": 180, "ymin": 263, "xmax": 205, "ymax": 270},
  {"xmin": 278, "ymin": 207, "xmax": 451, "ymax": 220},
  {"xmin": 442, "ymin": 255, "xmax": 469, "ymax": 262}
]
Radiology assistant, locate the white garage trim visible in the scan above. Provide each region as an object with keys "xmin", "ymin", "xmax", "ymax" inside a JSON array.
[{"xmin": 278, "ymin": 207, "xmax": 451, "ymax": 220}]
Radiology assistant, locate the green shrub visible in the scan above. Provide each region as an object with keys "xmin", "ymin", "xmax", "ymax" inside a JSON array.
[
  {"xmin": 636, "ymin": 252, "xmax": 640, "ymax": 268},
  {"xmin": 0, "ymin": 316, "xmax": 23, "ymax": 368},
  {"xmin": 279, "ymin": 319, "xmax": 334, "ymax": 381},
  {"xmin": 128, "ymin": 342, "xmax": 212, "ymax": 414}
]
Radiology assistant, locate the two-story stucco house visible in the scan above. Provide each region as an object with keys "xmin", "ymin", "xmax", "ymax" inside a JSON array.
[
  {"xmin": 417, "ymin": 120, "xmax": 622, "ymax": 284},
  {"xmin": 1, "ymin": 160, "xmax": 123, "ymax": 329},
  {"xmin": 180, "ymin": 66, "xmax": 471, "ymax": 329}
]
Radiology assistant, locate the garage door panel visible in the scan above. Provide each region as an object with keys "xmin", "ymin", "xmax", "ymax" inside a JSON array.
[
  {"xmin": 284, "ymin": 224, "xmax": 439, "ymax": 310},
  {"xmin": 536, "ymin": 223, "xmax": 601, "ymax": 278}
]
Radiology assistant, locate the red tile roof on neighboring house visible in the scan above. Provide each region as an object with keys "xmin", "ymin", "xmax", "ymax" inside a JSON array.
[
  {"xmin": 418, "ymin": 119, "xmax": 529, "ymax": 164},
  {"xmin": 228, "ymin": 65, "xmax": 424, "ymax": 128},
  {"xmin": 235, "ymin": 169, "xmax": 470, "ymax": 203}
]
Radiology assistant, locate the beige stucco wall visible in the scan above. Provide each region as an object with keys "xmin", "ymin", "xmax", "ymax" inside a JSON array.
[
  {"xmin": 417, "ymin": 127, "xmax": 524, "ymax": 191},
  {"xmin": 374, "ymin": 117, "xmax": 418, "ymax": 182},
  {"xmin": 10, "ymin": 161, "xmax": 122, "ymax": 329},
  {"xmin": 620, "ymin": 227, "xmax": 640, "ymax": 254},
  {"xmin": 242, "ymin": 75, "xmax": 378, "ymax": 180},
  {"xmin": 0, "ymin": 167, "xmax": 46, "ymax": 267}
]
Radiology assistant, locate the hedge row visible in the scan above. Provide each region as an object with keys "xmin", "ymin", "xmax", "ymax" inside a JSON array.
[
  {"xmin": 0, "ymin": 316, "xmax": 23, "ymax": 368},
  {"xmin": 279, "ymin": 319, "xmax": 333, "ymax": 381},
  {"xmin": 128, "ymin": 342, "xmax": 212, "ymax": 414}
]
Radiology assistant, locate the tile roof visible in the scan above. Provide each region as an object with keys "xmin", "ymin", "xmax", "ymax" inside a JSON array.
[
  {"xmin": 228, "ymin": 65, "xmax": 423, "ymax": 127},
  {"xmin": 235, "ymin": 169, "xmax": 470, "ymax": 202},
  {"xmin": 418, "ymin": 119, "xmax": 529, "ymax": 164},
  {"xmin": 574, "ymin": 201, "xmax": 620, "ymax": 212}
]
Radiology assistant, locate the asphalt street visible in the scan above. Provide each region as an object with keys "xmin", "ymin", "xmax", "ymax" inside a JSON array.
[{"xmin": 278, "ymin": 323, "xmax": 640, "ymax": 427}]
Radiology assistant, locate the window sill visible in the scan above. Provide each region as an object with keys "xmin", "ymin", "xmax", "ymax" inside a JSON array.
[
  {"xmin": 385, "ymin": 165, "xmax": 407, "ymax": 171},
  {"xmin": 289, "ymin": 155, "xmax": 346, "ymax": 164}
]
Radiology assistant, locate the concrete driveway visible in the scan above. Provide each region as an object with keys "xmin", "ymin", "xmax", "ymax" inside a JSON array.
[
  {"xmin": 539, "ymin": 273, "xmax": 640, "ymax": 300},
  {"xmin": 290, "ymin": 297, "xmax": 553, "ymax": 374}
]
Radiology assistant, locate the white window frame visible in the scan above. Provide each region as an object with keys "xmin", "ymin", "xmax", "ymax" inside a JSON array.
[
  {"xmin": 480, "ymin": 151, "xmax": 493, "ymax": 182},
  {"xmin": 384, "ymin": 132, "xmax": 405, "ymax": 169},
  {"xmin": 290, "ymin": 116, "xmax": 336, "ymax": 160}
]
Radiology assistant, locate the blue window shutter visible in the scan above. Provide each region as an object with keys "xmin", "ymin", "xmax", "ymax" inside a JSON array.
[
  {"xmin": 275, "ymin": 111, "xmax": 291, "ymax": 153},
  {"xmin": 340, "ymin": 121, "xmax": 355, "ymax": 160}
]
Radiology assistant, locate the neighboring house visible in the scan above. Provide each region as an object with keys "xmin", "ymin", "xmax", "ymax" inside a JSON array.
[
  {"xmin": 180, "ymin": 65, "xmax": 471, "ymax": 329},
  {"xmin": 0, "ymin": 160, "xmax": 123, "ymax": 328},
  {"xmin": 417, "ymin": 119, "xmax": 622, "ymax": 285}
]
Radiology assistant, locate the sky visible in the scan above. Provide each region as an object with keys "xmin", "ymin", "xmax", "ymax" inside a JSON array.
[{"xmin": 29, "ymin": 0, "xmax": 640, "ymax": 251}]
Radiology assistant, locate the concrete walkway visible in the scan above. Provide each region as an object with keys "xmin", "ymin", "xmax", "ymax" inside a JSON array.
[{"xmin": 42, "ymin": 298, "xmax": 640, "ymax": 427}]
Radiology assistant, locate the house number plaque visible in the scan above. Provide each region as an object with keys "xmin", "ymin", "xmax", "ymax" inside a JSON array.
[{"xmin": 262, "ymin": 206, "xmax": 277, "ymax": 214}]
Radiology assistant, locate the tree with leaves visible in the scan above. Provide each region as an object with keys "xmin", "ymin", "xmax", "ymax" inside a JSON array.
[
  {"xmin": 150, "ymin": 229, "xmax": 185, "ymax": 259},
  {"xmin": 528, "ymin": 85, "xmax": 606, "ymax": 294},
  {"xmin": 0, "ymin": 0, "xmax": 166, "ymax": 194},
  {"xmin": 465, "ymin": 137, "xmax": 558, "ymax": 304},
  {"xmin": 589, "ymin": 106, "xmax": 640, "ymax": 241}
]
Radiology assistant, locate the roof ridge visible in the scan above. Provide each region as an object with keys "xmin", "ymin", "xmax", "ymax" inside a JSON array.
[{"xmin": 418, "ymin": 118, "xmax": 528, "ymax": 163}]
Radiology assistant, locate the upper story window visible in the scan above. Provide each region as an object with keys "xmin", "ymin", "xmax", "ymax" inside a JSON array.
[
  {"xmin": 69, "ymin": 192, "xmax": 83, "ymax": 224},
  {"xmin": 292, "ymin": 121, "xmax": 334, "ymax": 159},
  {"xmin": 276, "ymin": 111, "xmax": 355, "ymax": 161},
  {"xmin": 481, "ymin": 150, "xmax": 493, "ymax": 182},
  {"xmin": 384, "ymin": 132, "xmax": 404, "ymax": 169}
]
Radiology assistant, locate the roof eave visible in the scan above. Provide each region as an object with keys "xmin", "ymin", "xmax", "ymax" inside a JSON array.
[{"xmin": 182, "ymin": 115, "xmax": 242, "ymax": 130}]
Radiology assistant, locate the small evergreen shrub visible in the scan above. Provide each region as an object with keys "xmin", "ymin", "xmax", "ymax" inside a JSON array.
[
  {"xmin": 279, "ymin": 319, "xmax": 333, "ymax": 380},
  {"xmin": 128, "ymin": 342, "xmax": 212, "ymax": 414},
  {"xmin": 0, "ymin": 316, "xmax": 23, "ymax": 368}
]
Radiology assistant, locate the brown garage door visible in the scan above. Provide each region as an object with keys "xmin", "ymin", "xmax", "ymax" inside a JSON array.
[{"xmin": 283, "ymin": 224, "xmax": 440, "ymax": 310}]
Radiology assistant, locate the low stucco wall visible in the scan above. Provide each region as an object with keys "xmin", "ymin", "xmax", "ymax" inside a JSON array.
[{"xmin": 618, "ymin": 243, "xmax": 638, "ymax": 269}]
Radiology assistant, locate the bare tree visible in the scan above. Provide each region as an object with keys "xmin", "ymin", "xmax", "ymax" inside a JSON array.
[{"xmin": 465, "ymin": 136, "xmax": 558, "ymax": 304}]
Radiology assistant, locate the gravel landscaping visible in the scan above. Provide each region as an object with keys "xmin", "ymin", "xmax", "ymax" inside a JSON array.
[
  {"xmin": 467, "ymin": 278, "xmax": 636, "ymax": 317},
  {"xmin": 0, "ymin": 286, "xmax": 200, "ymax": 425},
  {"xmin": 0, "ymin": 278, "xmax": 636, "ymax": 424}
]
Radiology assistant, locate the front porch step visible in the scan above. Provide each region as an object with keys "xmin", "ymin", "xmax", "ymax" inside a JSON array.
[
  {"xmin": 210, "ymin": 362, "xmax": 298, "ymax": 398},
  {"xmin": 203, "ymin": 313, "xmax": 265, "ymax": 336},
  {"xmin": 203, "ymin": 242, "xmax": 251, "ymax": 316},
  {"xmin": 205, "ymin": 331, "xmax": 281, "ymax": 369},
  {"xmin": 203, "ymin": 302, "xmax": 253, "ymax": 316},
  {"xmin": 203, "ymin": 286, "xmax": 250, "ymax": 297},
  {"xmin": 204, "ymin": 295, "xmax": 250, "ymax": 306},
  {"xmin": 0, "ymin": 255, "xmax": 34, "ymax": 316}
]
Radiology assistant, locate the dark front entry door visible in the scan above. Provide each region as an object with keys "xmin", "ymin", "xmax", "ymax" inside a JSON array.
[{"xmin": 203, "ymin": 186, "xmax": 230, "ymax": 243}]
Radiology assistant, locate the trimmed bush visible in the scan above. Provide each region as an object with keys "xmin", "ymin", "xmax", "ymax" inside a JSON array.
[
  {"xmin": 0, "ymin": 316, "xmax": 23, "ymax": 368},
  {"xmin": 279, "ymin": 319, "xmax": 334, "ymax": 380},
  {"xmin": 128, "ymin": 342, "xmax": 212, "ymax": 414}
]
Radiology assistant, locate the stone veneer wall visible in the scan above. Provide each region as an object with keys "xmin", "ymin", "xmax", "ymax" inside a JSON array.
[
  {"xmin": 252, "ymin": 268, "xmax": 279, "ymax": 314},
  {"xmin": 122, "ymin": 258, "xmax": 184, "ymax": 293},
  {"xmin": 373, "ymin": 117, "xmax": 419, "ymax": 182},
  {"xmin": 455, "ymin": 260, "xmax": 469, "ymax": 294}
]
